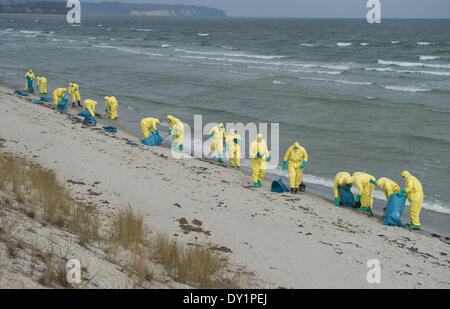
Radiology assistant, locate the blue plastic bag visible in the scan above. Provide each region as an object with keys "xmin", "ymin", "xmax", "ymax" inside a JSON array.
[
  {"xmin": 56, "ymin": 97, "xmax": 68, "ymax": 113},
  {"xmin": 103, "ymin": 126, "xmax": 117, "ymax": 133},
  {"xmin": 271, "ymin": 178, "xmax": 290, "ymax": 193},
  {"xmin": 338, "ymin": 185, "xmax": 355, "ymax": 207},
  {"xmin": 33, "ymin": 99, "xmax": 41, "ymax": 104},
  {"xmin": 126, "ymin": 141, "xmax": 137, "ymax": 146},
  {"xmin": 383, "ymin": 194, "xmax": 406, "ymax": 227},
  {"xmin": 14, "ymin": 90, "xmax": 29, "ymax": 97},
  {"xmin": 141, "ymin": 132, "xmax": 163, "ymax": 146},
  {"xmin": 77, "ymin": 110, "xmax": 97, "ymax": 125},
  {"xmin": 40, "ymin": 97, "xmax": 51, "ymax": 102}
]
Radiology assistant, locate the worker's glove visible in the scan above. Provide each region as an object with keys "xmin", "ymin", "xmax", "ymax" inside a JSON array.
[
  {"xmin": 282, "ymin": 161, "xmax": 287, "ymax": 171},
  {"xmin": 300, "ymin": 161, "xmax": 307, "ymax": 169},
  {"xmin": 155, "ymin": 130, "xmax": 159, "ymax": 135},
  {"xmin": 370, "ymin": 179, "xmax": 377, "ymax": 185},
  {"xmin": 335, "ymin": 197, "xmax": 340, "ymax": 206},
  {"xmin": 345, "ymin": 184, "xmax": 352, "ymax": 191},
  {"xmin": 210, "ymin": 133, "xmax": 214, "ymax": 138},
  {"xmin": 266, "ymin": 156, "xmax": 271, "ymax": 162},
  {"xmin": 397, "ymin": 189, "xmax": 406, "ymax": 197},
  {"xmin": 256, "ymin": 152, "xmax": 262, "ymax": 159},
  {"xmin": 168, "ymin": 129, "xmax": 172, "ymax": 135},
  {"xmin": 354, "ymin": 194, "xmax": 361, "ymax": 203}
]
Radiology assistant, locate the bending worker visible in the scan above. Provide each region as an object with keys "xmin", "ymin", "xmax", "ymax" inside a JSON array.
[
  {"xmin": 398, "ymin": 171, "xmax": 423, "ymax": 229},
  {"xmin": 226, "ymin": 128, "xmax": 241, "ymax": 168},
  {"xmin": 140, "ymin": 117, "xmax": 160, "ymax": 139},
  {"xmin": 25, "ymin": 69, "xmax": 35, "ymax": 92},
  {"xmin": 333, "ymin": 171, "xmax": 351, "ymax": 206},
  {"xmin": 104, "ymin": 96, "xmax": 118, "ymax": 120},
  {"xmin": 250, "ymin": 133, "xmax": 270, "ymax": 188},
  {"xmin": 209, "ymin": 123, "xmax": 226, "ymax": 163},
  {"xmin": 36, "ymin": 76, "xmax": 47, "ymax": 94},
  {"xmin": 83, "ymin": 99, "xmax": 98, "ymax": 118},
  {"xmin": 53, "ymin": 88, "xmax": 67, "ymax": 105},
  {"xmin": 167, "ymin": 115, "xmax": 184, "ymax": 151},
  {"xmin": 344, "ymin": 172, "xmax": 377, "ymax": 212},
  {"xmin": 282, "ymin": 142, "xmax": 308, "ymax": 194},
  {"xmin": 375, "ymin": 177, "xmax": 401, "ymax": 201},
  {"xmin": 68, "ymin": 82, "xmax": 81, "ymax": 107}
]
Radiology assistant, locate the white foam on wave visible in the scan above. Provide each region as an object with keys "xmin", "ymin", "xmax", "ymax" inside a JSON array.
[
  {"xmin": 298, "ymin": 76, "xmax": 373, "ymax": 86},
  {"xmin": 367, "ymin": 66, "xmax": 450, "ymax": 76},
  {"xmin": 19, "ymin": 30, "xmax": 41, "ymax": 34},
  {"xmin": 378, "ymin": 59, "xmax": 450, "ymax": 69},
  {"xmin": 337, "ymin": 42, "xmax": 352, "ymax": 47},
  {"xmin": 161, "ymin": 44, "xmax": 171, "ymax": 48},
  {"xmin": 130, "ymin": 28, "xmax": 153, "ymax": 32},
  {"xmin": 420, "ymin": 55, "xmax": 440, "ymax": 60},
  {"xmin": 360, "ymin": 43, "xmax": 369, "ymax": 46},
  {"xmin": 391, "ymin": 41, "xmax": 400, "ymax": 44},
  {"xmin": 300, "ymin": 43, "xmax": 314, "ymax": 47},
  {"xmin": 272, "ymin": 80, "xmax": 285, "ymax": 85},
  {"xmin": 417, "ymin": 42, "xmax": 431, "ymax": 46},
  {"xmin": 384, "ymin": 85, "xmax": 432, "ymax": 93},
  {"xmin": 175, "ymin": 48, "xmax": 286, "ymax": 60},
  {"xmin": 198, "ymin": 33, "xmax": 210, "ymax": 36}
]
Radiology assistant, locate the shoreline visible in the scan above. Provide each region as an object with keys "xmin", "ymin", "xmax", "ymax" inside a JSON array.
[
  {"xmin": 1, "ymin": 83, "xmax": 449, "ymax": 288},
  {"xmin": 1, "ymin": 79, "xmax": 449, "ymax": 238}
]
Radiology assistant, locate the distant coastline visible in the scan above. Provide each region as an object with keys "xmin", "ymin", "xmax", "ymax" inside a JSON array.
[{"xmin": 0, "ymin": 1, "xmax": 227, "ymax": 17}]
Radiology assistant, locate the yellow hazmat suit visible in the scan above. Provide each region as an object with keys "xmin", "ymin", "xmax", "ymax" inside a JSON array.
[
  {"xmin": 68, "ymin": 83, "xmax": 81, "ymax": 106},
  {"xmin": 167, "ymin": 115, "xmax": 184, "ymax": 150},
  {"xmin": 250, "ymin": 133, "xmax": 270, "ymax": 187},
  {"xmin": 140, "ymin": 117, "xmax": 160, "ymax": 139},
  {"xmin": 376, "ymin": 177, "xmax": 401, "ymax": 200},
  {"xmin": 83, "ymin": 99, "xmax": 98, "ymax": 117},
  {"xmin": 225, "ymin": 128, "xmax": 241, "ymax": 167},
  {"xmin": 25, "ymin": 70, "xmax": 35, "ymax": 91},
  {"xmin": 104, "ymin": 96, "xmax": 118, "ymax": 120},
  {"xmin": 210, "ymin": 123, "xmax": 227, "ymax": 162},
  {"xmin": 53, "ymin": 88, "xmax": 67, "ymax": 105},
  {"xmin": 344, "ymin": 172, "xmax": 376, "ymax": 210},
  {"xmin": 36, "ymin": 76, "xmax": 47, "ymax": 94},
  {"xmin": 283, "ymin": 142, "xmax": 308, "ymax": 190},
  {"xmin": 400, "ymin": 171, "xmax": 423, "ymax": 227},
  {"xmin": 333, "ymin": 172, "xmax": 351, "ymax": 205}
]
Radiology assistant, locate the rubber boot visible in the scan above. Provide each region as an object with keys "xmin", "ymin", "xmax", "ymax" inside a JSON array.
[
  {"xmin": 290, "ymin": 188, "xmax": 295, "ymax": 194},
  {"xmin": 258, "ymin": 180, "xmax": 263, "ymax": 187},
  {"xmin": 78, "ymin": 101, "xmax": 81, "ymax": 107},
  {"xmin": 253, "ymin": 183, "xmax": 258, "ymax": 188},
  {"xmin": 294, "ymin": 188, "xmax": 298, "ymax": 194},
  {"xmin": 299, "ymin": 183, "xmax": 306, "ymax": 192}
]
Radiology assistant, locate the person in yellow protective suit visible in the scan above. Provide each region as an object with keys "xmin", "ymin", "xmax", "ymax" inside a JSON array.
[
  {"xmin": 53, "ymin": 88, "xmax": 67, "ymax": 105},
  {"xmin": 344, "ymin": 172, "xmax": 377, "ymax": 212},
  {"xmin": 36, "ymin": 76, "xmax": 47, "ymax": 94},
  {"xmin": 68, "ymin": 83, "xmax": 81, "ymax": 107},
  {"xmin": 333, "ymin": 172, "xmax": 352, "ymax": 206},
  {"xmin": 167, "ymin": 115, "xmax": 184, "ymax": 151},
  {"xmin": 140, "ymin": 117, "xmax": 160, "ymax": 139},
  {"xmin": 250, "ymin": 133, "xmax": 270, "ymax": 188},
  {"xmin": 225, "ymin": 128, "xmax": 241, "ymax": 168},
  {"xmin": 375, "ymin": 177, "xmax": 401, "ymax": 201},
  {"xmin": 104, "ymin": 96, "xmax": 118, "ymax": 120},
  {"xmin": 83, "ymin": 99, "xmax": 98, "ymax": 117},
  {"xmin": 209, "ymin": 123, "xmax": 227, "ymax": 163},
  {"xmin": 282, "ymin": 142, "xmax": 308, "ymax": 194},
  {"xmin": 25, "ymin": 70, "xmax": 35, "ymax": 92},
  {"xmin": 398, "ymin": 171, "xmax": 423, "ymax": 229}
]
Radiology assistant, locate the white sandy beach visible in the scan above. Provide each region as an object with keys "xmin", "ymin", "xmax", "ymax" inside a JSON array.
[{"xmin": 0, "ymin": 84, "xmax": 449, "ymax": 288}]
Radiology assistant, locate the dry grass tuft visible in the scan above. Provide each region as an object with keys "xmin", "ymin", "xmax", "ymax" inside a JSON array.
[
  {"xmin": 110, "ymin": 207, "xmax": 148, "ymax": 250},
  {"xmin": 154, "ymin": 234, "xmax": 227, "ymax": 288}
]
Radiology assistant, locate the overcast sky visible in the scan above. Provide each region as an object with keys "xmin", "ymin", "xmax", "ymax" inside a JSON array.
[{"xmin": 102, "ymin": 0, "xmax": 450, "ymax": 18}]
